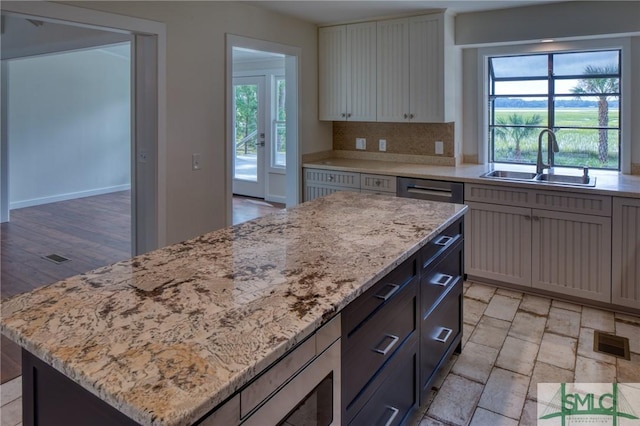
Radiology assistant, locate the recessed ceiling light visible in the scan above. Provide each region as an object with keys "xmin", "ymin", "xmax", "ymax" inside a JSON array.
[{"xmin": 540, "ymin": 39, "xmax": 555, "ymax": 43}]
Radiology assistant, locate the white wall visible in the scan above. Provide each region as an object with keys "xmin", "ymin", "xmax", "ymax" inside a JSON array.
[
  {"xmin": 68, "ymin": 1, "xmax": 332, "ymax": 244},
  {"xmin": 8, "ymin": 44, "xmax": 131, "ymax": 208},
  {"xmin": 456, "ymin": 1, "xmax": 640, "ymax": 169}
]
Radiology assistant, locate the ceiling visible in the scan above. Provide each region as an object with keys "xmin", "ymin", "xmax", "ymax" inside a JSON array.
[{"xmin": 244, "ymin": 0, "xmax": 564, "ymax": 25}]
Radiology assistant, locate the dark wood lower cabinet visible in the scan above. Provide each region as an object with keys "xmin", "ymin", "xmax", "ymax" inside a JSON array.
[
  {"xmin": 342, "ymin": 218, "xmax": 465, "ymax": 425},
  {"xmin": 22, "ymin": 350, "xmax": 140, "ymax": 426}
]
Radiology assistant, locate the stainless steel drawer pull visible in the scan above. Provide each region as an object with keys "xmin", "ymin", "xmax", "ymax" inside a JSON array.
[
  {"xmin": 434, "ymin": 235, "xmax": 453, "ymax": 246},
  {"xmin": 379, "ymin": 406, "xmax": 399, "ymax": 426},
  {"xmin": 372, "ymin": 334, "xmax": 399, "ymax": 355},
  {"xmin": 431, "ymin": 273, "xmax": 454, "ymax": 287},
  {"xmin": 374, "ymin": 284, "xmax": 400, "ymax": 302},
  {"xmin": 434, "ymin": 327, "xmax": 453, "ymax": 343}
]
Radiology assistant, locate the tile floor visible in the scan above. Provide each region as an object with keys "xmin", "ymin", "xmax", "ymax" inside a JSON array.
[
  {"xmin": 1, "ymin": 281, "xmax": 639, "ymax": 426},
  {"xmin": 411, "ymin": 281, "xmax": 640, "ymax": 426}
]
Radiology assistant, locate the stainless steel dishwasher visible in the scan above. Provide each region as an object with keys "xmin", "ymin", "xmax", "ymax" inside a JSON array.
[{"xmin": 396, "ymin": 177, "xmax": 464, "ymax": 203}]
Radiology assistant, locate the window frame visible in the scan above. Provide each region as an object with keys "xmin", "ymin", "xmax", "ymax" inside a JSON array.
[
  {"xmin": 477, "ymin": 38, "xmax": 632, "ymax": 173},
  {"xmin": 271, "ymin": 75, "xmax": 286, "ymax": 170}
]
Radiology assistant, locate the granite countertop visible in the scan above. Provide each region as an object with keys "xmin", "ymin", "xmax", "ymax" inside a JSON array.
[
  {"xmin": 1, "ymin": 192, "xmax": 467, "ymax": 426},
  {"xmin": 303, "ymin": 157, "xmax": 640, "ymax": 199}
]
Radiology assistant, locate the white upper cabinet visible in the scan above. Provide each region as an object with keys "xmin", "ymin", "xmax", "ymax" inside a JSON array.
[
  {"xmin": 377, "ymin": 13, "xmax": 456, "ymax": 123},
  {"xmin": 319, "ymin": 22, "xmax": 376, "ymax": 121},
  {"xmin": 376, "ymin": 18, "xmax": 410, "ymax": 122}
]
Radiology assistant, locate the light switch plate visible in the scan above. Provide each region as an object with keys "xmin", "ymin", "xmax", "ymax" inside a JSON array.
[
  {"xmin": 379, "ymin": 139, "xmax": 387, "ymax": 151},
  {"xmin": 435, "ymin": 141, "xmax": 444, "ymax": 155},
  {"xmin": 356, "ymin": 138, "xmax": 366, "ymax": 150},
  {"xmin": 192, "ymin": 153, "xmax": 201, "ymax": 170}
]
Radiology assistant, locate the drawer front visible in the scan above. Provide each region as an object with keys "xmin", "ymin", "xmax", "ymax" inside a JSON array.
[
  {"xmin": 304, "ymin": 168, "xmax": 361, "ymax": 189},
  {"xmin": 421, "ymin": 218, "xmax": 463, "ymax": 267},
  {"xmin": 422, "ymin": 241, "xmax": 463, "ymax": 318},
  {"xmin": 343, "ymin": 279, "xmax": 417, "ymax": 407},
  {"xmin": 465, "ymin": 183, "xmax": 533, "ymax": 207},
  {"xmin": 361, "ymin": 174, "xmax": 397, "ymax": 193},
  {"xmin": 532, "ymin": 190, "xmax": 612, "ymax": 216},
  {"xmin": 349, "ymin": 341, "xmax": 418, "ymax": 426},
  {"xmin": 421, "ymin": 281, "xmax": 462, "ymax": 389},
  {"xmin": 342, "ymin": 255, "xmax": 418, "ymax": 338}
]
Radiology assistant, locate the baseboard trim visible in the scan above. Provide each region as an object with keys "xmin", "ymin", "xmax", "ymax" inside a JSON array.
[{"xmin": 10, "ymin": 184, "xmax": 131, "ymax": 210}]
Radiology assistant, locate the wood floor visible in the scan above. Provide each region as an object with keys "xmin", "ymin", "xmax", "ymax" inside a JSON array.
[
  {"xmin": 1, "ymin": 193, "xmax": 283, "ymax": 384},
  {"xmin": 1, "ymin": 191, "xmax": 132, "ymax": 384},
  {"xmin": 232, "ymin": 195, "xmax": 285, "ymax": 225}
]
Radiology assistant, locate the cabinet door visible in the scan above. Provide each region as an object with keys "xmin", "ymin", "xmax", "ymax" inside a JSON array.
[
  {"xmin": 318, "ymin": 25, "xmax": 347, "ymax": 121},
  {"xmin": 465, "ymin": 202, "xmax": 532, "ymax": 286},
  {"xmin": 346, "ymin": 22, "xmax": 377, "ymax": 121},
  {"xmin": 408, "ymin": 14, "xmax": 443, "ymax": 122},
  {"xmin": 612, "ymin": 197, "xmax": 640, "ymax": 308},
  {"xmin": 532, "ymin": 209, "xmax": 611, "ymax": 303},
  {"xmin": 376, "ymin": 18, "xmax": 409, "ymax": 122}
]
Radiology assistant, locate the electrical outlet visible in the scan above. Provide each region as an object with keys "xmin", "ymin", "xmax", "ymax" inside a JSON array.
[
  {"xmin": 435, "ymin": 141, "xmax": 444, "ymax": 155},
  {"xmin": 356, "ymin": 138, "xmax": 366, "ymax": 150},
  {"xmin": 138, "ymin": 149, "xmax": 148, "ymax": 164},
  {"xmin": 192, "ymin": 153, "xmax": 201, "ymax": 170},
  {"xmin": 379, "ymin": 139, "xmax": 387, "ymax": 152}
]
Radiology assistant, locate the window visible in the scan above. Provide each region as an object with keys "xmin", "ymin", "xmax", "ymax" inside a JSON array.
[
  {"xmin": 272, "ymin": 76, "xmax": 286, "ymax": 168},
  {"xmin": 488, "ymin": 50, "xmax": 621, "ymax": 170}
]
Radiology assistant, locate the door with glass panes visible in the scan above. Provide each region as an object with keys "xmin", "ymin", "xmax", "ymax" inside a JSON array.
[{"xmin": 232, "ymin": 76, "xmax": 265, "ymax": 198}]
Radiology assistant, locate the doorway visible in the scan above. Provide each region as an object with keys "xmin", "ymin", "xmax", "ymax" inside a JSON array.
[
  {"xmin": 233, "ymin": 76, "xmax": 266, "ymax": 198},
  {"xmin": 226, "ymin": 35, "xmax": 301, "ymax": 226},
  {"xmin": 0, "ymin": 2, "xmax": 166, "ymax": 385}
]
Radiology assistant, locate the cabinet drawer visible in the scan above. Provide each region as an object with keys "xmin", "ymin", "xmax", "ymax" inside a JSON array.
[
  {"xmin": 421, "ymin": 280, "xmax": 462, "ymax": 389},
  {"xmin": 361, "ymin": 174, "xmax": 397, "ymax": 193},
  {"xmin": 343, "ymin": 279, "xmax": 417, "ymax": 407},
  {"xmin": 532, "ymin": 190, "xmax": 611, "ymax": 216},
  {"xmin": 421, "ymin": 218, "xmax": 463, "ymax": 267},
  {"xmin": 422, "ymin": 240, "xmax": 463, "ymax": 318},
  {"xmin": 342, "ymin": 255, "xmax": 418, "ymax": 337},
  {"xmin": 304, "ymin": 168, "xmax": 361, "ymax": 189},
  {"xmin": 349, "ymin": 341, "xmax": 418, "ymax": 426},
  {"xmin": 465, "ymin": 183, "xmax": 533, "ymax": 207}
]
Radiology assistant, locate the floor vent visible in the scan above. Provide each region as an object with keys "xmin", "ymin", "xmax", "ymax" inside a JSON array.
[
  {"xmin": 43, "ymin": 254, "xmax": 70, "ymax": 264},
  {"xmin": 593, "ymin": 330, "xmax": 630, "ymax": 360}
]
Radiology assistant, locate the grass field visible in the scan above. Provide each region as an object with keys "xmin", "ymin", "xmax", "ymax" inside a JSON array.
[{"xmin": 492, "ymin": 108, "xmax": 619, "ymax": 169}]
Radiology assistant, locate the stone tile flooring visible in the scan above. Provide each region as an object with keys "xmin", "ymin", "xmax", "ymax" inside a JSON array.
[
  {"xmin": 1, "ymin": 281, "xmax": 639, "ymax": 426},
  {"xmin": 411, "ymin": 281, "xmax": 640, "ymax": 426}
]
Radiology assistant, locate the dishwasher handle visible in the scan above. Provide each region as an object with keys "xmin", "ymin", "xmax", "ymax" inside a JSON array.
[{"xmin": 407, "ymin": 187, "xmax": 453, "ymax": 199}]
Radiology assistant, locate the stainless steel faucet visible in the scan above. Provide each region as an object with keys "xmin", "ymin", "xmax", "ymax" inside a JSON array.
[{"xmin": 536, "ymin": 129, "xmax": 560, "ymax": 174}]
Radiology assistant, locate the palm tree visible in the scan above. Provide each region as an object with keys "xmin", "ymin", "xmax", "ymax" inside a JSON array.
[
  {"xmin": 571, "ymin": 65, "xmax": 619, "ymax": 163},
  {"xmin": 494, "ymin": 113, "xmax": 543, "ymax": 160}
]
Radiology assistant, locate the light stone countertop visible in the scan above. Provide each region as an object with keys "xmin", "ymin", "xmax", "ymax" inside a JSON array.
[
  {"xmin": 303, "ymin": 157, "xmax": 640, "ymax": 199},
  {"xmin": 1, "ymin": 192, "xmax": 467, "ymax": 426}
]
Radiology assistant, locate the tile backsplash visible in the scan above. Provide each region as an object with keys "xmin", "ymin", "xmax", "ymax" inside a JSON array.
[{"xmin": 333, "ymin": 121, "xmax": 455, "ymax": 157}]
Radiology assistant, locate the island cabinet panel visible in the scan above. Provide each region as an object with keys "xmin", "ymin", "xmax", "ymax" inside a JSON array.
[
  {"xmin": 420, "ymin": 279, "xmax": 462, "ymax": 394},
  {"xmin": 419, "ymin": 222, "xmax": 463, "ymax": 397},
  {"xmin": 22, "ymin": 350, "xmax": 140, "ymax": 426},
  {"xmin": 342, "ymin": 219, "xmax": 464, "ymax": 425},
  {"xmin": 341, "ymin": 254, "xmax": 419, "ymax": 425}
]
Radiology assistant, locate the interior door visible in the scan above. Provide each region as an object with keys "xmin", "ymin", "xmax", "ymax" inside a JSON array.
[{"xmin": 233, "ymin": 76, "xmax": 265, "ymax": 198}]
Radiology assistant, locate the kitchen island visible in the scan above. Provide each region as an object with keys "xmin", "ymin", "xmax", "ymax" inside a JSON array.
[{"xmin": 1, "ymin": 192, "xmax": 467, "ymax": 425}]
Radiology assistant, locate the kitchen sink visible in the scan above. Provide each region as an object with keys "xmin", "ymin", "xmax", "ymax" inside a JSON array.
[
  {"xmin": 535, "ymin": 173, "xmax": 596, "ymax": 187},
  {"xmin": 480, "ymin": 170, "xmax": 597, "ymax": 187},
  {"xmin": 481, "ymin": 170, "xmax": 539, "ymax": 180}
]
